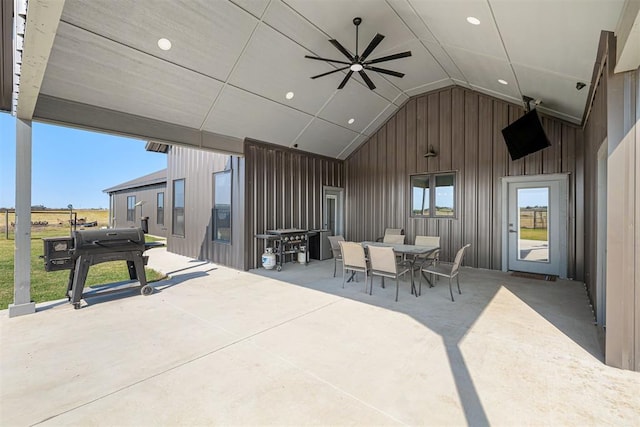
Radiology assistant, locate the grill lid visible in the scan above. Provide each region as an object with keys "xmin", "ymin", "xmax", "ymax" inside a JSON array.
[{"xmin": 73, "ymin": 228, "xmax": 145, "ymax": 253}]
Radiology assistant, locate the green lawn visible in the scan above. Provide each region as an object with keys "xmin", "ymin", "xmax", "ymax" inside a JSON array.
[
  {"xmin": 519, "ymin": 228, "xmax": 548, "ymax": 241},
  {"xmin": 0, "ymin": 229, "xmax": 166, "ymax": 310}
]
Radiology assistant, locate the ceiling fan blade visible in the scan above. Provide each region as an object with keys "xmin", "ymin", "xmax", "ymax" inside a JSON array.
[
  {"xmin": 304, "ymin": 55, "xmax": 351, "ymax": 65},
  {"xmin": 364, "ymin": 65, "xmax": 405, "ymax": 78},
  {"xmin": 364, "ymin": 51, "xmax": 412, "ymax": 65},
  {"xmin": 311, "ymin": 66, "xmax": 350, "ymax": 79},
  {"xmin": 338, "ymin": 70, "xmax": 354, "ymax": 89},
  {"xmin": 359, "ymin": 33, "xmax": 385, "ymax": 61},
  {"xmin": 358, "ymin": 70, "xmax": 376, "ymax": 90},
  {"xmin": 329, "ymin": 39, "xmax": 355, "ymax": 61}
]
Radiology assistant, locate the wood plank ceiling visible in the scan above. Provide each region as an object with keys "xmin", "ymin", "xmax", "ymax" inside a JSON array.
[{"xmin": 15, "ymin": 0, "xmax": 627, "ymax": 159}]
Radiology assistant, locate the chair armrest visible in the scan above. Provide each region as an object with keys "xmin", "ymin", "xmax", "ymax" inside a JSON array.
[
  {"xmin": 417, "ymin": 257, "xmax": 437, "ymax": 270},
  {"xmin": 375, "ymin": 237, "xmax": 383, "ymax": 242}
]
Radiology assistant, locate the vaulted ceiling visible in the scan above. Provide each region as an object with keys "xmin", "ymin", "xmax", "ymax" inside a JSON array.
[{"xmin": 13, "ymin": 0, "xmax": 630, "ymax": 159}]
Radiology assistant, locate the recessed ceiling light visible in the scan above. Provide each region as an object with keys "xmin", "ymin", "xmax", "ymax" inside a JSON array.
[
  {"xmin": 348, "ymin": 118, "xmax": 355, "ymax": 124},
  {"xmin": 157, "ymin": 38, "xmax": 172, "ymax": 51},
  {"xmin": 285, "ymin": 91, "xmax": 294, "ymax": 100},
  {"xmin": 498, "ymin": 79, "xmax": 508, "ymax": 85},
  {"xmin": 350, "ymin": 63, "xmax": 363, "ymax": 72},
  {"xmin": 466, "ymin": 17, "xmax": 481, "ymax": 25}
]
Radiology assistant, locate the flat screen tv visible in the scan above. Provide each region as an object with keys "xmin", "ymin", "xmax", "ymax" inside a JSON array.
[{"xmin": 501, "ymin": 109, "xmax": 551, "ymax": 161}]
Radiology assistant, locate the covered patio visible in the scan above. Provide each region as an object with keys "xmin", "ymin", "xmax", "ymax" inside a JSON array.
[{"xmin": 2, "ymin": 248, "xmax": 638, "ymax": 425}]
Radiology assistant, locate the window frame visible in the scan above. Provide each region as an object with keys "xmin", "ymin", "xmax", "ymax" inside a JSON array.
[
  {"xmin": 156, "ymin": 191, "xmax": 164, "ymax": 225},
  {"xmin": 126, "ymin": 196, "xmax": 136, "ymax": 222},
  {"xmin": 409, "ymin": 171, "xmax": 457, "ymax": 219},
  {"xmin": 172, "ymin": 179, "xmax": 185, "ymax": 237},
  {"xmin": 212, "ymin": 170, "xmax": 232, "ymax": 244}
]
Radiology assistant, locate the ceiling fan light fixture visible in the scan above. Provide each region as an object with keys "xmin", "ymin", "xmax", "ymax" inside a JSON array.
[
  {"xmin": 466, "ymin": 17, "xmax": 481, "ymax": 25},
  {"xmin": 305, "ymin": 17, "xmax": 411, "ymax": 91},
  {"xmin": 157, "ymin": 38, "xmax": 172, "ymax": 51}
]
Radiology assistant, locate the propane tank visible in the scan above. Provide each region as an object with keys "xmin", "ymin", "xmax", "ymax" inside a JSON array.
[
  {"xmin": 262, "ymin": 247, "xmax": 276, "ymax": 269},
  {"xmin": 298, "ymin": 246, "xmax": 306, "ymax": 264}
]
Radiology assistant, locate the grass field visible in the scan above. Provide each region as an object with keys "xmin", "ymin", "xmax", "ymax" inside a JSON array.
[
  {"xmin": 0, "ymin": 210, "xmax": 166, "ymax": 310},
  {"xmin": 1, "ymin": 209, "xmax": 110, "ymax": 237},
  {"xmin": 519, "ymin": 228, "xmax": 548, "ymax": 241}
]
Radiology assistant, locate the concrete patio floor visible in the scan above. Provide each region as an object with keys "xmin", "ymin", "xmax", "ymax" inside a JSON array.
[{"xmin": 2, "ymin": 248, "xmax": 639, "ymax": 426}]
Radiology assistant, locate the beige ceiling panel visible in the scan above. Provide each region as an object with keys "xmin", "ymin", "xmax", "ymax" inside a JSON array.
[
  {"xmin": 316, "ymin": 79, "xmax": 392, "ymax": 134},
  {"xmin": 513, "ymin": 64, "xmax": 589, "ymax": 124},
  {"xmin": 41, "ymin": 23, "xmax": 223, "ymax": 129},
  {"xmin": 61, "ymin": 0, "xmax": 257, "ymax": 81},
  {"xmin": 491, "ymin": 0, "xmax": 625, "ymax": 81},
  {"xmin": 421, "ymin": 41, "xmax": 467, "ymax": 82},
  {"xmin": 203, "ymin": 86, "xmax": 313, "ymax": 146},
  {"xmin": 264, "ymin": 0, "xmax": 406, "ymax": 105},
  {"xmin": 262, "ymin": 0, "xmax": 346, "ymax": 61},
  {"xmin": 405, "ymin": 79, "xmax": 453, "ymax": 98},
  {"xmin": 285, "ymin": 0, "xmax": 416, "ymax": 61},
  {"xmin": 230, "ymin": 0, "xmax": 270, "ymax": 18},
  {"xmin": 408, "ymin": 0, "xmax": 506, "ymax": 60},
  {"xmin": 369, "ymin": 39, "xmax": 448, "ymax": 93},
  {"xmin": 386, "ymin": 0, "xmax": 439, "ymax": 44},
  {"xmin": 228, "ymin": 23, "xmax": 337, "ymax": 115},
  {"xmin": 293, "ymin": 118, "xmax": 360, "ymax": 158},
  {"xmin": 338, "ymin": 133, "xmax": 370, "ymax": 159},
  {"xmin": 446, "ymin": 48, "xmax": 521, "ymax": 100}
]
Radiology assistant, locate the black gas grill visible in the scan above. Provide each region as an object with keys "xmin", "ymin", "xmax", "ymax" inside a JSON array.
[{"xmin": 42, "ymin": 228, "xmax": 161, "ymax": 309}]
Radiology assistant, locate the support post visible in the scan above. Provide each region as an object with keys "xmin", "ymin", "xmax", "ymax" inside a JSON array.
[{"xmin": 9, "ymin": 119, "xmax": 35, "ymax": 317}]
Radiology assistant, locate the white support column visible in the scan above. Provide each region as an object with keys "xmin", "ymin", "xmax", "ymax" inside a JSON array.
[{"xmin": 9, "ymin": 118, "xmax": 35, "ymax": 317}]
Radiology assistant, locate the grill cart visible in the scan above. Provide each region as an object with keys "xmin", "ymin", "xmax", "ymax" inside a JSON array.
[{"xmin": 42, "ymin": 228, "xmax": 163, "ymax": 309}]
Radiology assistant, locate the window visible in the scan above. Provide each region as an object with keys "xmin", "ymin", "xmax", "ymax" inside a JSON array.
[
  {"xmin": 172, "ymin": 179, "xmax": 185, "ymax": 236},
  {"xmin": 213, "ymin": 170, "xmax": 231, "ymax": 243},
  {"xmin": 411, "ymin": 172, "xmax": 456, "ymax": 218},
  {"xmin": 157, "ymin": 192, "xmax": 164, "ymax": 225},
  {"xmin": 127, "ymin": 196, "xmax": 136, "ymax": 222}
]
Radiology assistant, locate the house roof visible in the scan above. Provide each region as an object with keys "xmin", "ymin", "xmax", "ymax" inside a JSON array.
[
  {"xmin": 11, "ymin": 1, "xmax": 640, "ymax": 160},
  {"xmin": 103, "ymin": 169, "xmax": 167, "ymax": 194}
]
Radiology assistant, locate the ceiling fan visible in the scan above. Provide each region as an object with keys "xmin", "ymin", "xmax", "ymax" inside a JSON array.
[{"xmin": 305, "ymin": 17, "xmax": 412, "ymax": 90}]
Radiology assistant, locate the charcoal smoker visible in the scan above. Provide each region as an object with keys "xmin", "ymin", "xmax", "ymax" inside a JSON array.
[{"xmin": 42, "ymin": 227, "xmax": 162, "ymax": 309}]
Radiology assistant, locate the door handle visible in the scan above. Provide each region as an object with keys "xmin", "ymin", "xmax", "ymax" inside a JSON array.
[{"xmin": 509, "ymin": 229, "xmax": 517, "ymax": 233}]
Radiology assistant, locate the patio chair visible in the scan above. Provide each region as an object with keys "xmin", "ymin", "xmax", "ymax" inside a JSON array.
[
  {"xmin": 382, "ymin": 234, "xmax": 406, "ymax": 244},
  {"xmin": 327, "ymin": 235, "xmax": 344, "ymax": 277},
  {"xmin": 414, "ymin": 235, "xmax": 440, "ymax": 273},
  {"xmin": 368, "ymin": 245, "xmax": 414, "ymax": 301},
  {"xmin": 339, "ymin": 241, "xmax": 369, "ymax": 292},
  {"xmin": 419, "ymin": 244, "xmax": 471, "ymax": 302},
  {"xmin": 375, "ymin": 228, "xmax": 404, "ymax": 242}
]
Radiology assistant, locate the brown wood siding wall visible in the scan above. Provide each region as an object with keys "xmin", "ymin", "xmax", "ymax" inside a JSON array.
[
  {"xmin": 109, "ymin": 183, "xmax": 168, "ymax": 238},
  {"xmin": 244, "ymin": 140, "xmax": 344, "ymax": 270},
  {"xmin": 166, "ymin": 145, "xmax": 245, "ymax": 270},
  {"xmin": 345, "ymin": 86, "xmax": 584, "ymax": 277}
]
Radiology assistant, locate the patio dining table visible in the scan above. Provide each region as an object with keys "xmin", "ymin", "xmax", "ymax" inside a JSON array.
[{"xmin": 360, "ymin": 241, "xmax": 440, "ymax": 294}]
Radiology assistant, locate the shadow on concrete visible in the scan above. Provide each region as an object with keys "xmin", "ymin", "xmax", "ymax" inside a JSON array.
[
  {"xmin": 250, "ymin": 260, "xmax": 600, "ymax": 427},
  {"xmin": 64, "ymin": 266, "xmax": 216, "ymax": 309}
]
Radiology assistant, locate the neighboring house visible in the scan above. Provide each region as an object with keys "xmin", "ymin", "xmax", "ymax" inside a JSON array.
[{"xmin": 103, "ymin": 169, "xmax": 168, "ymax": 238}]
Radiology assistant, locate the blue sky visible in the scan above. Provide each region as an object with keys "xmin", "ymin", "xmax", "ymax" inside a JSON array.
[
  {"xmin": 1, "ymin": 113, "xmax": 167, "ymax": 209},
  {"xmin": 517, "ymin": 187, "xmax": 549, "ymax": 208}
]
